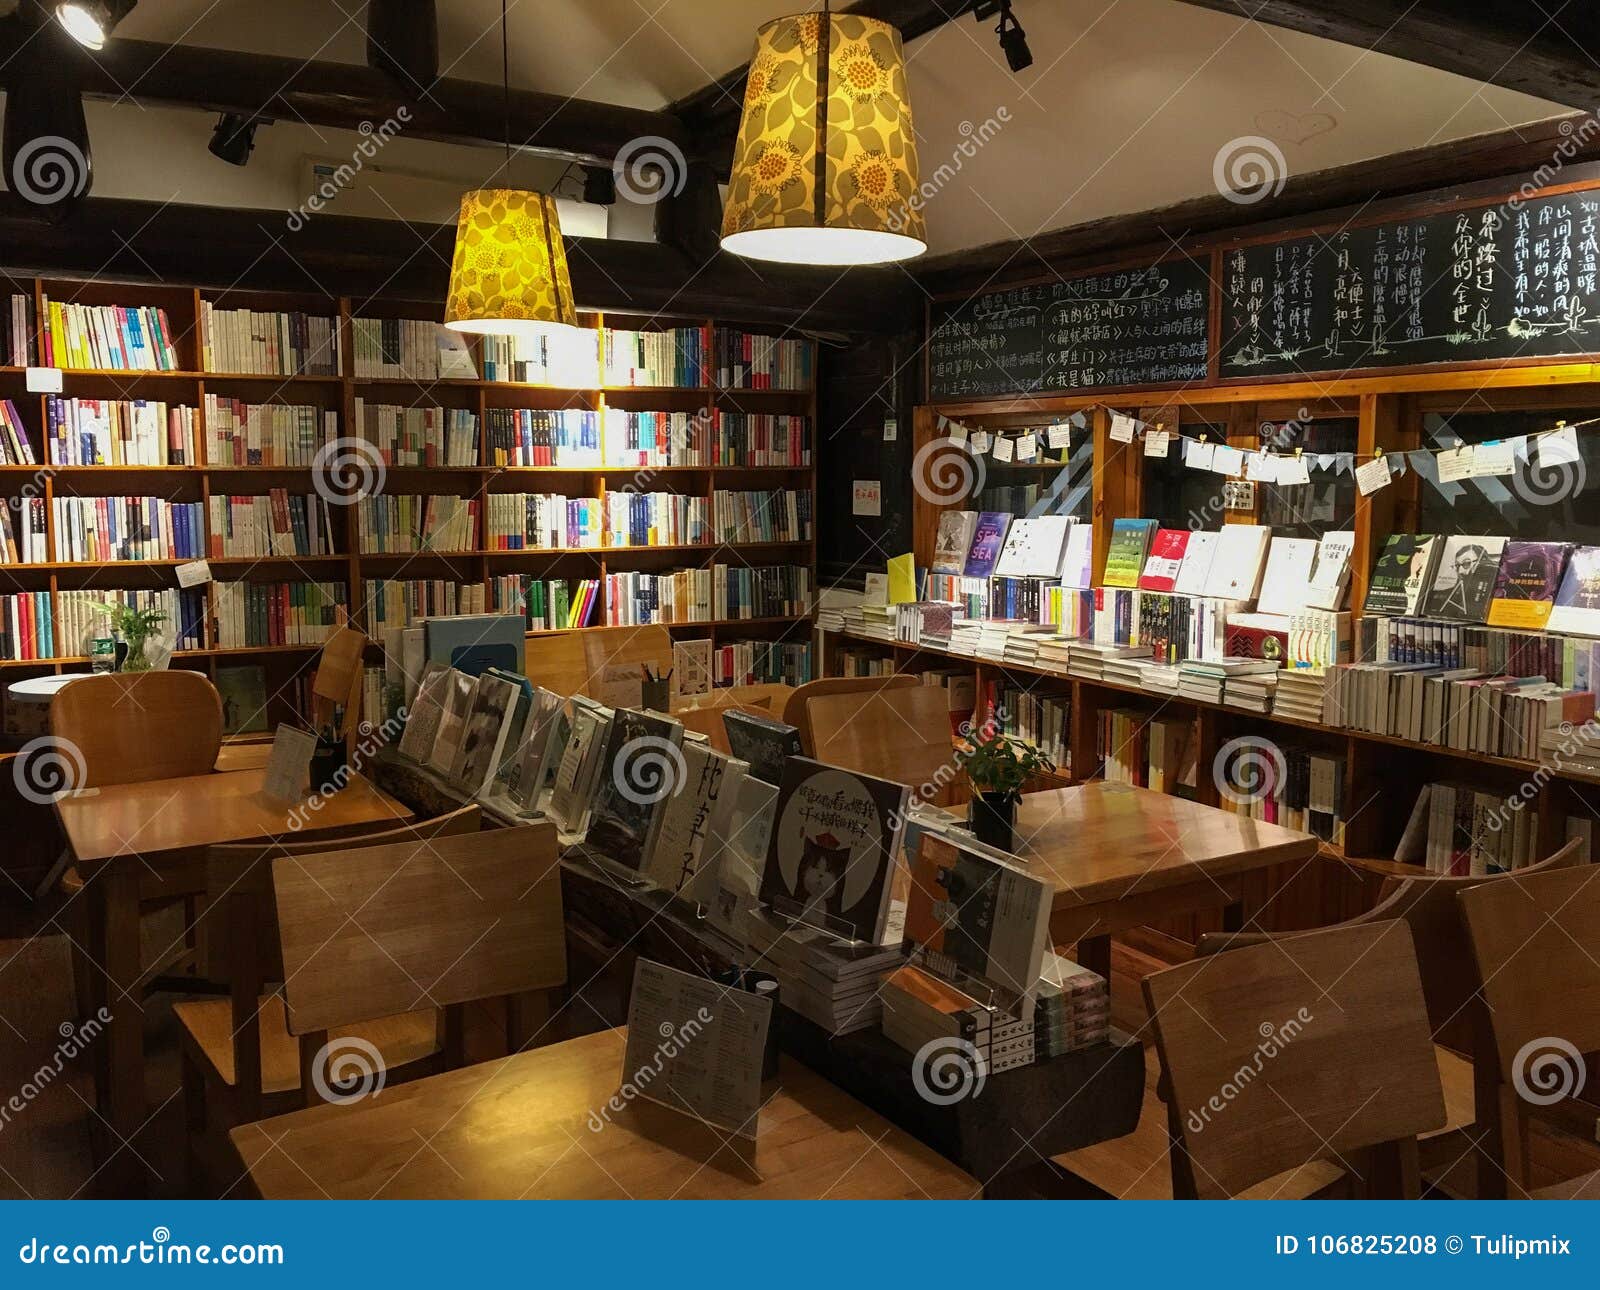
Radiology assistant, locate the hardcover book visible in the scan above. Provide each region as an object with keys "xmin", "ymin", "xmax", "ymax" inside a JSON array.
[
  {"xmin": 547, "ymin": 697, "xmax": 612, "ymax": 836},
  {"xmin": 426, "ymin": 668, "xmax": 477, "ymax": 778},
  {"xmin": 1201, "ymin": 524, "xmax": 1271, "ymax": 602},
  {"xmin": 505, "ymin": 686, "xmax": 565, "ymax": 811},
  {"xmin": 642, "ymin": 742, "xmax": 749, "ymax": 895},
  {"xmin": 1058, "ymin": 521, "xmax": 1094, "ymax": 589},
  {"xmin": 962, "ymin": 511, "xmax": 1012, "ymax": 579},
  {"xmin": 1305, "ymin": 530, "xmax": 1356, "ymax": 611},
  {"xmin": 1364, "ymin": 533, "xmax": 1440, "ymax": 616},
  {"xmin": 760, "ymin": 756, "xmax": 909, "ymax": 944},
  {"xmin": 722, "ymin": 709, "xmax": 803, "ymax": 785},
  {"xmin": 583, "ymin": 707, "xmax": 686, "ymax": 871},
  {"xmin": 1102, "ymin": 518, "xmax": 1156, "ymax": 588},
  {"xmin": 1423, "ymin": 535, "xmax": 1508, "ymax": 622},
  {"xmin": 215, "ymin": 665, "xmax": 269, "ymax": 735},
  {"xmin": 1256, "ymin": 536, "xmax": 1320, "ymax": 616},
  {"xmin": 994, "ymin": 515, "xmax": 1072, "ymax": 579},
  {"xmin": 453, "ymin": 669, "xmax": 521, "ymax": 796},
  {"xmin": 1486, "ymin": 540, "xmax": 1575, "ymax": 629},
  {"xmin": 671, "ymin": 638, "xmax": 713, "ymax": 700},
  {"xmin": 1172, "ymin": 530, "xmax": 1219, "ymax": 596},
  {"xmin": 932, "ymin": 509, "xmax": 979, "ymax": 575},
  {"xmin": 423, "ymin": 612, "xmax": 525, "ymax": 676},
  {"xmin": 397, "ymin": 662, "xmax": 449, "ymax": 764},
  {"xmin": 1547, "ymin": 545, "xmax": 1600, "ymax": 636},
  {"xmin": 702, "ymin": 776, "xmax": 778, "ymax": 942},
  {"xmin": 1136, "ymin": 528, "xmax": 1191, "ymax": 593}
]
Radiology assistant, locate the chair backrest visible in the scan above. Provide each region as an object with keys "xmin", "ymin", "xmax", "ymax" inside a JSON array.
[
  {"xmin": 51, "ymin": 671, "xmax": 223, "ymax": 788},
  {"xmin": 522, "ymin": 624, "xmax": 672, "ymax": 700},
  {"xmin": 1458, "ymin": 863, "xmax": 1600, "ymax": 1091},
  {"xmin": 272, "ymin": 821, "xmax": 565, "ymax": 1040},
  {"xmin": 202, "ymin": 805, "xmax": 483, "ymax": 1118},
  {"xmin": 311, "ymin": 625, "xmax": 368, "ymax": 738},
  {"xmin": 781, "ymin": 674, "xmax": 917, "ymax": 755},
  {"xmin": 675, "ymin": 703, "xmax": 770, "ymax": 753},
  {"xmin": 808, "ymin": 685, "xmax": 958, "ymax": 803},
  {"xmin": 1195, "ymin": 838, "xmax": 1588, "ymax": 1037},
  {"xmin": 1143, "ymin": 920, "xmax": 1446, "ymax": 1199}
]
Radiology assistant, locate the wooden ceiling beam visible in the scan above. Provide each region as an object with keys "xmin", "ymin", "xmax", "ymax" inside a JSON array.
[{"xmin": 1171, "ymin": 1, "xmax": 1600, "ymax": 109}]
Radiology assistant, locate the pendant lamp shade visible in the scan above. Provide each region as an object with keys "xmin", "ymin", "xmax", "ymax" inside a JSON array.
[
  {"xmin": 721, "ymin": 12, "xmax": 925, "ymax": 266},
  {"xmin": 443, "ymin": 189, "xmax": 578, "ymax": 336}
]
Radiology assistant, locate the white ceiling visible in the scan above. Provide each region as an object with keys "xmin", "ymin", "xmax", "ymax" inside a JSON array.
[{"xmin": 106, "ymin": 0, "xmax": 1571, "ymax": 254}]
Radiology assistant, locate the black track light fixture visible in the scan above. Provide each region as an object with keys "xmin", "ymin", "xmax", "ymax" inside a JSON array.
[
  {"xmin": 56, "ymin": 0, "xmax": 138, "ymax": 51},
  {"xmin": 974, "ymin": 1, "xmax": 1033, "ymax": 73},
  {"xmin": 208, "ymin": 113, "xmax": 264, "ymax": 166}
]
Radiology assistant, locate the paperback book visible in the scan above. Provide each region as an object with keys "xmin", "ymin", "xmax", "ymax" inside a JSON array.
[
  {"xmin": 582, "ymin": 708, "xmax": 686, "ymax": 871},
  {"xmin": 1486, "ymin": 540, "xmax": 1574, "ymax": 629},
  {"xmin": 1423, "ymin": 535, "xmax": 1508, "ymax": 623}
]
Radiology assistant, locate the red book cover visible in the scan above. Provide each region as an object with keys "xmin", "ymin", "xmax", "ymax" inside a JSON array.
[{"xmin": 1137, "ymin": 528, "xmax": 1191, "ymax": 592}]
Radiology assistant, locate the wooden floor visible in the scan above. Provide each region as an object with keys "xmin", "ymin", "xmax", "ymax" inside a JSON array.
[{"xmin": 2, "ymin": 886, "xmax": 1596, "ymax": 1199}]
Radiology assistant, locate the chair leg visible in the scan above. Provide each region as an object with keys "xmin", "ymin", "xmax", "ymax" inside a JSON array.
[
  {"xmin": 35, "ymin": 847, "xmax": 73, "ymax": 901},
  {"xmin": 180, "ymin": 1049, "xmax": 207, "ymax": 1196},
  {"xmin": 65, "ymin": 898, "xmax": 96, "ymax": 1022}
]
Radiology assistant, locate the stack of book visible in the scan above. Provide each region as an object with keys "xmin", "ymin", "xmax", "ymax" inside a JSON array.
[
  {"xmin": 1033, "ymin": 953, "xmax": 1110, "ymax": 1058},
  {"xmin": 974, "ymin": 620, "xmax": 1014, "ymax": 661},
  {"xmin": 744, "ymin": 911, "xmax": 901, "ymax": 1035},
  {"xmin": 1224, "ymin": 669, "xmax": 1279, "ymax": 714},
  {"xmin": 1070, "ymin": 642, "xmax": 1151, "ymax": 682},
  {"xmin": 1001, "ymin": 624, "xmax": 1054, "ymax": 669},
  {"xmin": 1273, "ymin": 669, "xmax": 1328, "ymax": 722},
  {"xmin": 846, "ymin": 602, "xmax": 895, "ymax": 642},
  {"xmin": 948, "ymin": 619, "xmax": 983, "ymax": 657},
  {"xmin": 1178, "ymin": 657, "xmax": 1278, "ymax": 705},
  {"xmin": 815, "ymin": 605, "xmax": 846, "ymax": 634}
]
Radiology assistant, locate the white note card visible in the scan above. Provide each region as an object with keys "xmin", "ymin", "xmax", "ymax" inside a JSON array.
[
  {"xmin": 1184, "ymin": 439, "xmax": 1215, "ymax": 470},
  {"xmin": 25, "ymin": 367, "xmax": 63, "ymax": 394},
  {"xmin": 851, "ymin": 480, "xmax": 882, "ymax": 516},
  {"xmin": 262, "ymin": 725, "xmax": 317, "ymax": 805},
  {"xmin": 175, "ymin": 559, "xmax": 212, "ymax": 588},
  {"xmin": 1437, "ymin": 445, "xmax": 1474, "ymax": 483},
  {"xmin": 992, "ymin": 435, "xmax": 1015, "ymax": 462},
  {"xmin": 970, "ymin": 430, "xmax": 992, "ymax": 454},
  {"xmin": 1355, "ymin": 455, "xmax": 1393, "ymax": 496},
  {"xmin": 1245, "ymin": 451, "xmax": 1276, "ymax": 483},
  {"xmin": 1015, "ymin": 433, "xmax": 1038, "ymax": 461},
  {"xmin": 1210, "ymin": 444, "xmax": 1245, "ymax": 476},
  {"xmin": 1047, "ymin": 422, "xmax": 1072, "ymax": 449},
  {"xmin": 1276, "ymin": 455, "xmax": 1311, "ymax": 486},
  {"xmin": 1143, "ymin": 429, "xmax": 1171, "ymax": 458},
  {"xmin": 1538, "ymin": 426, "xmax": 1581, "ymax": 467},
  {"xmin": 1472, "ymin": 439, "xmax": 1515, "ymax": 477},
  {"xmin": 1109, "ymin": 413, "xmax": 1137, "ymax": 443},
  {"xmin": 947, "ymin": 422, "xmax": 968, "ymax": 445}
]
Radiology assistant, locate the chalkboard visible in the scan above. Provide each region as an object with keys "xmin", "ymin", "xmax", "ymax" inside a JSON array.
[
  {"xmin": 1220, "ymin": 191, "xmax": 1600, "ymax": 377},
  {"xmin": 927, "ymin": 257, "xmax": 1211, "ymax": 399}
]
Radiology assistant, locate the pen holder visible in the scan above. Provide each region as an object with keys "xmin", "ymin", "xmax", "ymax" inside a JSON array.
[
  {"xmin": 641, "ymin": 677, "xmax": 671, "ymax": 712},
  {"xmin": 310, "ymin": 733, "xmax": 348, "ymax": 795},
  {"xmin": 716, "ymin": 967, "xmax": 781, "ymax": 1081}
]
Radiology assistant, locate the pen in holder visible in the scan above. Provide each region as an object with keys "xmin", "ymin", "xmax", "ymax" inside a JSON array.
[
  {"xmin": 641, "ymin": 664, "xmax": 672, "ymax": 713},
  {"xmin": 309, "ymin": 717, "xmax": 349, "ymax": 794},
  {"xmin": 716, "ymin": 966, "xmax": 781, "ymax": 1081}
]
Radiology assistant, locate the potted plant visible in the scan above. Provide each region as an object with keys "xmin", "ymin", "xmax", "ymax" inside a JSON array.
[
  {"xmin": 960, "ymin": 727, "xmax": 1053, "ymax": 850},
  {"xmin": 104, "ymin": 604, "xmax": 167, "ymax": 673}
]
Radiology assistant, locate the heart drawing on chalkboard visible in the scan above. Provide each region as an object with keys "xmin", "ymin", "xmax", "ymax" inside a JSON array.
[{"xmin": 1254, "ymin": 110, "xmax": 1338, "ymax": 145}]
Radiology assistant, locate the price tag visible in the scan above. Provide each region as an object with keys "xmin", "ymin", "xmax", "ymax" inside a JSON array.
[
  {"xmin": 946, "ymin": 421, "xmax": 968, "ymax": 445},
  {"xmin": 1276, "ymin": 455, "xmax": 1311, "ymax": 486},
  {"xmin": 991, "ymin": 435, "xmax": 1015, "ymax": 463},
  {"xmin": 26, "ymin": 367, "xmax": 63, "ymax": 394},
  {"xmin": 1143, "ymin": 429, "xmax": 1171, "ymax": 458},
  {"xmin": 175, "ymin": 559, "xmax": 213, "ymax": 588},
  {"xmin": 1245, "ymin": 451, "xmax": 1276, "ymax": 482},
  {"xmin": 1047, "ymin": 422, "xmax": 1072, "ymax": 450},
  {"xmin": 1538, "ymin": 426, "xmax": 1581, "ymax": 467},
  {"xmin": 1472, "ymin": 439, "xmax": 1515, "ymax": 476},
  {"xmin": 1210, "ymin": 444, "xmax": 1245, "ymax": 476},
  {"xmin": 1356, "ymin": 455, "xmax": 1393, "ymax": 496},
  {"xmin": 1109, "ymin": 413, "xmax": 1137, "ymax": 443},
  {"xmin": 1184, "ymin": 439, "xmax": 1215, "ymax": 470},
  {"xmin": 1437, "ymin": 445, "xmax": 1475, "ymax": 483},
  {"xmin": 882, "ymin": 417, "xmax": 898, "ymax": 442},
  {"xmin": 1015, "ymin": 433, "xmax": 1038, "ymax": 461}
]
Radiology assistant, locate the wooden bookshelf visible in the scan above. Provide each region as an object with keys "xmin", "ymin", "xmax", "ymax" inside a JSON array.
[{"xmin": 0, "ymin": 277, "xmax": 820, "ymax": 708}]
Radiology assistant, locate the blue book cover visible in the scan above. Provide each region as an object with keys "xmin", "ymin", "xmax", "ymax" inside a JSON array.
[{"xmin": 962, "ymin": 511, "xmax": 1012, "ymax": 579}]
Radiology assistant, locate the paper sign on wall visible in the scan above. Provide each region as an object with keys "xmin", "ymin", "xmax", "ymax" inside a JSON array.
[
  {"xmin": 851, "ymin": 481, "xmax": 882, "ymax": 516},
  {"xmin": 1143, "ymin": 430, "xmax": 1171, "ymax": 458},
  {"xmin": 25, "ymin": 367, "xmax": 63, "ymax": 394},
  {"xmin": 1109, "ymin": 414, "xmax": 1137, "ymax": 443},
  {"xmin": 1047, "ymin": 423, "xmax": 1072, "ymax": 449},
  {"xmin": 1355, "ymin": 455, "xmax": 1393, "ymax": 496},
  {"xmin": 883, "ymin": 417, "xmax": 898, "ymax": 442},
  {"xmin": 991, "ymin": 435, "xmax": 1015, "ymax": 462}
]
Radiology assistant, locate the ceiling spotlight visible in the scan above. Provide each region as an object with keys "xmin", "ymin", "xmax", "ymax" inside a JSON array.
[
  {"xmin": 56, "ymin": 0, "xmax": 138, "ymax": 51},
  {"xmin": 208, "ymin": 113, "xmax": 264, "ymax": 166},
  {"xmin": 975, "ymin": 1, "xmax": 1033, "ymax": 73}
]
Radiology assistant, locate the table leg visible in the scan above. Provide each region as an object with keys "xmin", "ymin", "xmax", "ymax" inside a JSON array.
[
  {"xmin": 1076, "ymin": 933, "xmax": 1111, "ymax": 983},
  {"xmin": 97, "ymin": 864, "xmax": 147, "ymax": 1197}
]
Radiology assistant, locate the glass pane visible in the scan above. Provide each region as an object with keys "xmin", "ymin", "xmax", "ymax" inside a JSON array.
[
  {"xmin": 971, "ymin": 425, "xmax": 1094, "ymax": 521},
  {"xmin": 1419, "ymin": 408, "xmax": 1600, "ymax": 543},
  {"xmin": 1257, "ymin": 417, "xmax": 1357, "ymax": 538},
  {"xmin": 1143, "ymin": 422, "xmax": 1227, "ymax": 529}
]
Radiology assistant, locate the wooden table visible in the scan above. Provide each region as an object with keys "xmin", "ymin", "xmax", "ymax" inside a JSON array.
[
  {"xmin": 231, "ymin": 1027, "xmax": 977, "ymax": 1199},
  {"xmin": 54, "ymin": 765, "xmax": 413, "ymax": 1195},
  {"xmin": 1013, "ymin": 781, "xmax": 1321, "ymax": 977}
]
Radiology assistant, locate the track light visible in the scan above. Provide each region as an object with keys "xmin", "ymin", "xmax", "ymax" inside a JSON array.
[
  {"xmin": 56, "ymin": 0, "xmax": 138, "ymax": 50},
  {"xmin": 3, "ymin": 40, "xmax": 92, "ymax": 211},
  {"xmin": 582, "ymin": 166, "xmax": 616, "ymax": 206},
  {"xmin": 975, "ymin": 1, "xmax": 1032, "ymax": 73},
  {"xmin": 208, "ymin": 113, "xmax": 263, "ymax": 166}
]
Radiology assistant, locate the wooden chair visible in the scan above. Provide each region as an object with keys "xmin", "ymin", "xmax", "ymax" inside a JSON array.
[
  {"xmin": 807, "ymin": 684, "xmax": 963, "ymax": 807},
  {"xmin": 675, "ymin": 703, "xmax": 771, "ymax": 754},
  {"xmin": 781, "ymin": 674, "xmax": 917, "ymax": 756},
  {"xmin": 178, "ymin": 807, "xmax": 486, "ymax": 1158},
  {"xmin": 50, "ymin": 671, "xmax": 225, "ymax": 1008},
  {"xmin": 1458, "ymin": 864, "xmax": 1600, "ymax": 1199},
  {"xmin": 272, "ymin": 819, "xmax": 566, "ymax": 1107},
  {"xmin": 1142, "ymin": 920, "xmax": 1447, "ymax": 1198},
  {"xmin": 310, "ymin": 624, "xmax": 368, "ymax": 740},
  {"xmin": 1194, "ymin": 839, "xmax": 1588, "ymax": 1197},
  {"xmin": 521, "ymin": 624, "xmax": 672, "ymax": 700}
]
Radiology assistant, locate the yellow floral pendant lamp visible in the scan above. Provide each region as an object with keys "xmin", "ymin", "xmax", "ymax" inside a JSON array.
[
  {"xmin": 721, "ymin": 5, "xmax": 925, "ymax": 266},
  {"xmin": 444, "ymin": 1, "xmax": 578, "ymax": 337}
]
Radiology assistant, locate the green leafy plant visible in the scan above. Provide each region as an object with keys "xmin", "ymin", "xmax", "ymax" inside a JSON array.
[
  {"xmin": 105, "ymin": 604, "xmax": 167, "ymax": 672},
  {"xmin": 960, "ymin": 727, "xmax": 1054, "ymax": 805}
]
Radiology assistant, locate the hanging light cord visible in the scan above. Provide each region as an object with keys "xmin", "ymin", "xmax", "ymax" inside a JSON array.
[{"xmin": 502, "ymin": 0, "xmax": 512, "ymax": 171}]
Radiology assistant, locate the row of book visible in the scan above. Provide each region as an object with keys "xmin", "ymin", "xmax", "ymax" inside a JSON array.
[
  {"xmin": 481, "ymin": 407, "xmax": 811, "ymax": 468},
  {"xmin": 714, "ymin": 328, "xmax": 812, "ymax": 390},
  {"xmin": 710, "ymin": 489, "xmax": 812, "ymax": 544},
  {"xmin": 208, "ymin": 492, "xmax": 338, "ymax": 559},
  {"xmin": 213, "ymin": 580, "xmax": 350, "ymax": 649},
  {"xmin": 1397, "ymin": 783, "xmax": 1593, "ymax": 875},
  {"xmin": 602, "ymin": 409, "xmax": 710, "ymax": 468},
  {"xmin": 5, "ymin": 294, "xmax": 36, "ymax": 367},
  {"xmin": 351, "ymin": 400, "xmax": 479, "ymax": 467},
  {"xmin": 1215, "ymin": 741, "xmax": 1348, "ymax": 846},
  {"xmin": 1098, "ymin": 711, "xmax": 1197, "ymax": 795},
  {"xmin": 199, "ymin": 304, "xmax": 340, "ymax": 376},
  {"xmin": 361, "ymin": 578, "xmax": 487, "ymax": 632},
  {"xmin": 602, "ymin": 326, "xmax": 708, "ymax": 388},
  {"xmin": 980, "ymin": 678, "xmax": 1070, "ymax": 768},
  {"xmin": 350, "ymin": 317, "xmax": 475, "ymax": 382},
  {"xmin": 605, "ymin": 491, "xmax": 708, "ymax": 547},
  {"xmin": 1, "ymin": 587, "xmax": 206, "ymax": 660},
  {"xmin": 0, "ymin": 399, "xmax": 35, "ymax": 465},
  {"xmin": 479, "ymin": 326, "xmax": 598, "ymax": 385},
  {"xmin": 490, "ymin": 575, "xmax": 602, "ymax": 631},
  {"xmin": 356, "ymin": 494, "xmax": 478, "ymax": 554},
  {"xmin": 1364, "ymin": 533, "xmax": 1600, "ymax": 632},
  {"xmin": 46, "ymin": 398, "xmax": 198, "ymax": 467},
  {"xmin": 50, "ymin": 497, "xmax": 206, "ymax": 562},
  {"xmin": 41, "ymin": 297, "xmax": 180, "ymax": 371},
  {"xmin": 599, "ymin": 564, "xmax": 811, "ymax": 626},
  {"xmin": 708, "ymin": 638, "xmax": 814, "ymax": 688},
  {"xmin": 204, "ymin": 396, "xmax": 339, "ymax": 468},
  {"xmin": 485, "ymin": 493, "xmax": 603, "ymax": 551},
  {"xmin": 1368, "ymin": 614, "xmax": 1591, "ymax": 680}
]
